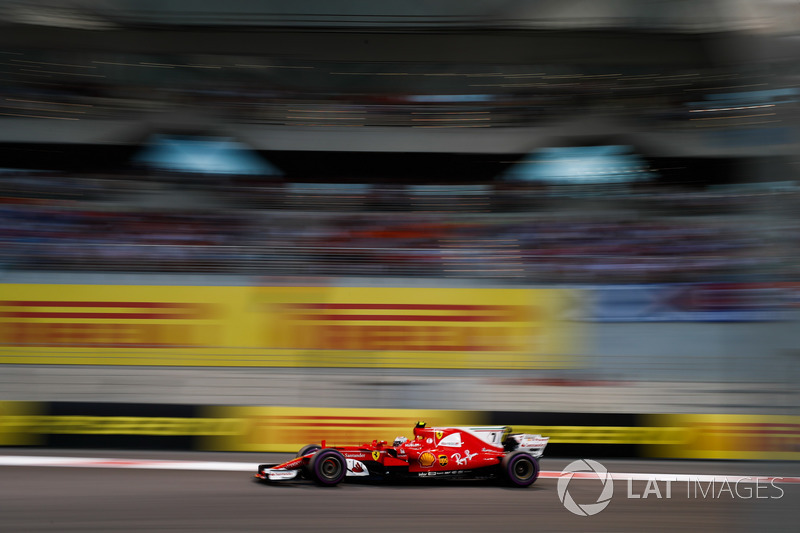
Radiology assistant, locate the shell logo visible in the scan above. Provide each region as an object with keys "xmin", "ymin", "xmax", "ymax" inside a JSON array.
[{"xmin": 419, "ymin": 452, "xmax": 436, "ymax": 468}]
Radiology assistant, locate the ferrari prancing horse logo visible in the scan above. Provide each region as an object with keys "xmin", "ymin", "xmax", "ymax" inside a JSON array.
[
  {"xmin": 435, "ymin": 431, "xmax": 443, "ymax": 440},
  {"xmin": 372, "ymin": 450, "xmax": 381, "ymax": 461}
]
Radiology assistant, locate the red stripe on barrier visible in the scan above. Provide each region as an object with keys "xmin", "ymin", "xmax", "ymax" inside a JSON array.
[
  {"xmin": 297, "ymin": 314, "xmax": 510, "ymax": 322},
  {"xmin": 284, "ymin": 304, "xmax": 522, "ymax": 311}
]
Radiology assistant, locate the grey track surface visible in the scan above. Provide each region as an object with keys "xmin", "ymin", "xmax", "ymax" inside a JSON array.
[{"xmin": 1, "ymin": 451, "xmax": 798, "ymax": 532}]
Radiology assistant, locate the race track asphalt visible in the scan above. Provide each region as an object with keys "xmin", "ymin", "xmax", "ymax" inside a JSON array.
[{"xmin": 1, "ymin": 451, "xmax": 798, "ymax": 532}]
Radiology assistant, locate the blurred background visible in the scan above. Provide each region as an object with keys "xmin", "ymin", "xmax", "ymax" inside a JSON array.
[{"xmin": 0, "ymin": 0, "xmax": 798, "ymax": 460}]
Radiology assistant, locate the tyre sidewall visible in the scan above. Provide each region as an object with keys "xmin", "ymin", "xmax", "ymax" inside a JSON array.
[
  {"xmin": 296, "ymin": 444, "xmax": 322, "ymax": 479},
  {"xmin": 502, "ymin": 452, "xmax": 539, "ymax": 487},
  {"xmin": 296, "ymin": 444, "xmax": 322, "ymax": 457},
  {"xmin": 309, "ymin": 449, "xmax": 347, "ymax": 486}
]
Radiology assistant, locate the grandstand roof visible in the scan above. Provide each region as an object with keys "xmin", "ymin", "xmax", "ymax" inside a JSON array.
[{"xmin": 0, "ymin": 0, "xmax": 794, "ymax": 34}]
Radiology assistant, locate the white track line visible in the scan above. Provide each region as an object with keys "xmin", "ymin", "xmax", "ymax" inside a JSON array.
[
  {"xmin": 538, "ymin": 471, "xmax": 800, "ymax": 484},
  {"xmin": 0, "ymin": 455, "xmax": 255, "ymax": 471},
  {"xmin": 1, "ymin": 455, "xmax": 799, "ymax": 483}
]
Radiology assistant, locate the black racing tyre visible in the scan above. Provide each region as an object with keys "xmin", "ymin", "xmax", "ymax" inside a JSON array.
[
  {"xmin": 296, "ymin": 444, "xmax": 322, "ymax": 480},
  {"xmin": 501, "ymin": 452, "xmax": 539, "ymax": 487},
  {"xmin": 308, "ymin": 449, "xmax": 347, "ymax": 486},
  {"xmin": 296, "ymin": 444, "xmax": 322, "ymax": 457}
]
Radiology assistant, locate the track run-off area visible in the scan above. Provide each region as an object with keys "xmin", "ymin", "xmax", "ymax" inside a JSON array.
[{"xmin": 2, "ymin": 451, "xmax": 799, "ymax": 532}]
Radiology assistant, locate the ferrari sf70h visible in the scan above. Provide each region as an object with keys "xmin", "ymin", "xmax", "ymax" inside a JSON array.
[{"xmin": 255, "ymin": 422, "xmax": 548, "ymax": 487}]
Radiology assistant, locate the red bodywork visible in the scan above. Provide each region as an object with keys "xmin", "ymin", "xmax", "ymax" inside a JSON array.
[{"xmin": 393, "ymin": 425, "xmax": 505, "ymax": 473}]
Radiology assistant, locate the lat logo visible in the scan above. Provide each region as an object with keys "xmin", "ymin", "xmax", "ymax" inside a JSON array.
[
  {"xmin": 451, "ymin": 450, "xmax": 477, "ymax": 466},
  {"xmin": 558, "ymin": 459, "xmax": 614, "ymax": 516}
]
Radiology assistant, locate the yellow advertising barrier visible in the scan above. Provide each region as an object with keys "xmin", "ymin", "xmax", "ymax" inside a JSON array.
[
  {"xmin": 513, "ymin": 425, "xmax": 688, "ymax": 445},
  {"xmin": 200, "ymin": 407, "xmax": 483, "ymax": 452},
  {"xmin": 0, "ymin": 401, "xmax": 44, "ymax": 446},
  {"xmin": 4, "ymin": 403, "xmax": 798, "ymax": 459},
  {"xmin": 0, "ymin": 284, "xmax": 580, "ymax": 369},
  {"xmin": 2, "ymin": 416, "xmax": 241, "ymax": 436},
  {"xmin": 646, "ymin": 414, "xmax": 800, "ymax": 461}
]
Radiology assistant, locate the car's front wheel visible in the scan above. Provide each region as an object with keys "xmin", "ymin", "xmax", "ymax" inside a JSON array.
[
  {"xmin": 501, "ymin": 452, "xmax": 539, "ymax": 487},
  {"xmin": 295, "ymin": 444, "xmax": 322, "ymax": 479},
  {"xmin": 296, "ymin": 444, "xmax": 322, "ymax": 457},
  {"xmin": 308, "ymin": 449, "xmax": 347, "ymax": 486}
]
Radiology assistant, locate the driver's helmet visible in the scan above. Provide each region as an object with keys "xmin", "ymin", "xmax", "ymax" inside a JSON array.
[{"xmin": 392, "ymin": 436, "xmax": 408, "ymax": 447}]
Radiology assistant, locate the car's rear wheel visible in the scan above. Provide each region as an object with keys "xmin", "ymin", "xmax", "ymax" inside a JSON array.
[
  {"xmin": 501, "ymin": 452, "xmax": 539, "ymax": 487},
  {"xmin": 309, "ymin": 449, "xmax": 347, "ymax": 486}
]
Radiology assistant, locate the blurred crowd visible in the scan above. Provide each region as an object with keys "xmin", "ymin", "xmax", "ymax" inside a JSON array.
[
  {"xmin": 0, "ymin": 171, "xmax": 796, "ymax": 282},
  {"xmin": 0, "ymin": 45, "xmax": 796, "ymax": 282}
]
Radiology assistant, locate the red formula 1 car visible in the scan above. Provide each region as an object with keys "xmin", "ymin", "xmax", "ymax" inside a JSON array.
[{"xmin": 255, "ymin": 422, "xmax": 548, "ymax": 487}]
